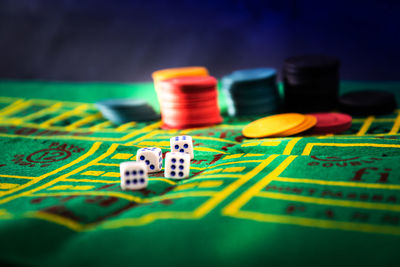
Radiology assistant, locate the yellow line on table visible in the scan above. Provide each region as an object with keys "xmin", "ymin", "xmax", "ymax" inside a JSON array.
[
  {"xmin": 18, "ymin": 102, "xmax": 63, "ymax": 122},
  {"xmin": 0, "ymin": 99, "xmax": 31, "ymax": 117},
  {"xmin": 229, "ymin": 210, "xmax": 400, "ymax": 236},
  {"xmin": 389, "ymin": 111, "xmax": 400, "ymax": 135},
  {"xmin": 65, "ymin": 113, "xmax": 102, "ymax": 130},
  {"xmin": 282, "ymin": 137, "xmax": 301, "ymax": 155},
  {"xmin": 0, "ymin": 174, "xmax": 34, "ymax": 180},
  {"xmin": 39, "ymin": 104, "xmax": 89, "ymax": 127},
  {"xmin": 356, "ymin": 116, "xmax": 374, "ymax": 136},
  {"xmin": 89, "ymin": 121, "xmax": 113, "ymax": 131},
  {"xmin": 275, "ymin": 177, "xmax": 400, "ymax": 190},
  {"xmin": 257, "ymin": 191, "xmax": 400, "ymax": 212},
  {"xmin": 223, "ymin": 156, "xmax": 296, "ymax": 215},
  {"xmin": 194, "ymin": 154, "xmax": 279, "ymax": 217},
  {"xmin": 63, "ymin": 177, "xmax": 176, "ymax": 185},
  {"xmin": 0, "ymin": 142, "xmax": 102, "ymax": 204},
  {"xmin": 26, "ymin": 211, "xmax": 84, "ymax": 231},
  {"xmin": 301, "ymin": 143, "xmax": 400, "ymax": 156},
  {"xmin": 115, "ymin": 122, "xmax": 137, "ymax": 132}
]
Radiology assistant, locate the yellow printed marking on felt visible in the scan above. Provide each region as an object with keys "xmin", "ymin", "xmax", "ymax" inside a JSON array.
[
  {"xmin": 90, "ymin": 121, "xmax": 113, "ymax": 131},
  {"xmin": 194, "ymin": 155, "xmax": 280, "ymax": 217},
  {"xmin": 223, "ymin": 167, "xmax": 245, "ymax": 173},
  {"xmin": 137, "ymin": 141, "xmax": 169, "ymax": 147},
  {"xmin": 47, "ymin": 185, "xmax": 94, "ymax": 191},
  {"xmin": 223, "ymin": 156, "xmax": 296, "ymax": 215},
  {"xmin": 242, "ymin": 141, "xmax": 281, "ymax": 147},
  {"xmin": 152, "ymin": 66, "xmax": 209, "ymax": 82},
  {"xmin": 243, "ymin": 153, "xmax": 264, "ymax": 157},
  {"xmin": 0, "ymin": 142, "xmax": 103, "ymax": 204},
  {"xmin": 356, "ymin": 116, "xmax": 374, "ymax": 136},
  {"xmin": 301, "ymin": 143, "xmax": 400, "ymax": 156},
  {"xmin": 39, "ymin": 104, "xmax": 89, "ymax": 127},
  {"xmin": 0, "ymin": 99, "xmax": 31, "ymax": 117},
  {"xmin": 81, "ymin": 171, "xmax": 105, "ymax": 176},
  {"xmin": 62, "ymin": 178, "xmax": 176, "ymax": 185},
  {"xmin": 228, "ymin": 210, "xmax": 400, "ymax": 236},
  {"xmin": 257, "ymin": 191, "xmax": 400, "ymax": 212},
  {"xmin": 0, "ymin": 174, "xmax": 34, "ymax": 180},
  {"xmin": 275, "ymin": 177, "xmax": 400, "ymax": 190},
  {"xmin": 194, "ymin": 147, "xmax": 227, "ymax": 154},
  {"xmin": 65, "ymin": 113, "xmax": 102, "ymax": 130},
  {"xmin": 174, "ymin": 180, "xmax": 224, "ymax": 191},
  {"xmin": 243, "ymin": 113, "xmax": 305, "ymax": 138},
  {"xmin": 102, "ymin": 172, "xmax": 120, "ymax": 178},
  {"xmin": 0, "ymin": 183, "xmax": 19, "ymax": 189},
  {"xmin": 112, "ymin": 153, "xmax": 134, "ymax": 160},
  {"xmin": 223, "ymin": 154, "xmax": 244, "ymax": 160},
  {"xmin": 282, "ymin": 137, "xmax": 302, "ymax": 155},
  {"xmin": 389, "ymin": 110, "xmax": 400, "ymax": 134},
  {"xmin": 115, "ymin": 122, "xmax": 137, "ymax": 132}
]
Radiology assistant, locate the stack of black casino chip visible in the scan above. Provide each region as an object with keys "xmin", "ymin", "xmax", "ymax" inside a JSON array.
[
  {"xmin": 283, "ymin": 54, "xmax": 341, "ymax": 112},
  {"xmin": 338, "ymin": 90, "xmax": 397, "ymax": 116}
]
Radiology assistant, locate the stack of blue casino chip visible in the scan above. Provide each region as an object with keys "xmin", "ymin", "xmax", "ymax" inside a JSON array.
[
  {"xmin": 96, "ymin": 99, "xmax": 160, "ymax": 124},
  {"xmin": 221, "ymin": 68, "xmax": 280, "ymax": 117}
]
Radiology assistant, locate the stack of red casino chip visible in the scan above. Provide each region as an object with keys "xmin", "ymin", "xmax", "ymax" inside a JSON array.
[{"xmin": 156, "ymin": 76, "xmax": 223, "ymax": 129}]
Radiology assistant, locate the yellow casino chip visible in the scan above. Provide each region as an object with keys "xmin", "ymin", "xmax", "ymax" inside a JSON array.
[
  {"xmin": 242, "ymin": 113, "xmax": 305, "ymax": 138},
  {"xmin": 152, "ymin": 66, "xmax": 209, "ymax": 82},
  {"xmin": 275, "ymin": 114, "xmax": 317, "ymax": 137}
]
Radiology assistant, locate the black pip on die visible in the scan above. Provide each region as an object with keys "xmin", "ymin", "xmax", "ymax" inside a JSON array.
[
  {"xmin": 170, "ymin": 135, "xmax": 194, "ymax": 159},
  {"xmin": 136, "ymin": 147, "xmax": 163, "ymax": 173}
]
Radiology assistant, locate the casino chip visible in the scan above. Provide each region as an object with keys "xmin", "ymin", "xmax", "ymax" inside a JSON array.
[
  {"xmin": 309, "ymin": 112, "xmax": 352, "ymax": 134},
  {"xmin": 242, "ymin": 113, "xmax": 305, "ymax": 138},
  {"xmin": 222, "ymin": 68, "xmax": 280, "ymax": 117},
  {"xmin": 152, "ymin": 67, "xmax": 209, "ymax": 83},
  {"xmin": 338, "ymin": 90, "xmax": 397, "ymax": 116},
  {"xmin": 275, "ymin": 114, "xmax": 317, "ymax": 137},
  {"xmin": 283, "ymin": 54, "xmax": 340, "ymax": 112},
  {"xmin": 96, "ymin": 99, "xmax": 160, "ymax": 124},
  {"xmin": 155, "ymin": 76, "xmax": 223, "ymax": 129}
]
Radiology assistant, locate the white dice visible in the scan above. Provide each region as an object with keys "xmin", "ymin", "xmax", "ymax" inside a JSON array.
[
  {"xmin": 170, "ymin": 135, "xmax": 194, "ymax": 159},
  {"xmin": 164, "ymin": 152, "xmax": 190, "ymax": 179},
  {"xmin": 120, "ymin": 161, "xmax": 148, "ymax": 190},
  {"xmin": 136, "ymin": 147, "xmax": 163, "ymax": 173}
]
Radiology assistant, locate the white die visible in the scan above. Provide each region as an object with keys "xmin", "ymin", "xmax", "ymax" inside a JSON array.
[
  {"xmin": 136, "ymin": 147, "xmax": 163, "ymax": 173},
  {"xmin": 120, "ymin": 161, "xmax": 148, "ymax": 190},
  {"xmin": 164, "ymin": 152, "xmax": 190, "ymax": 179},
  {"xmin": 170, "ymin": 135, "xmax": 194, "ymax": 159}
]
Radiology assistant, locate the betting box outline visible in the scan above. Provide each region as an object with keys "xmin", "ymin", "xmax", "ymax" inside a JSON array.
[{"xmin": 223, "ymin": 140, "xmax": 400, "ymax": 236}]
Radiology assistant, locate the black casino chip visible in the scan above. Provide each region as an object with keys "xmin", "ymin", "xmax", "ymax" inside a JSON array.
[
  {"xmin": 338, "ymin": 90, "xmax": 397, "ymax": 116},
  {"xmin": 283, "ymin": 54, "xmax": 341, "ymax": 112}
]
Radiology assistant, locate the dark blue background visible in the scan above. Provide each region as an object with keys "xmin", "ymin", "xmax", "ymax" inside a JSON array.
[{"xmin": 0, "ymin": 0, "xmax": 399, "ymax": 82}]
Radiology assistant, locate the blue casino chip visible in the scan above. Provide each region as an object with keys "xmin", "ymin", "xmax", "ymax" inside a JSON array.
[
  {"xmin": 96, "ymin": 99, "xmax": 160, "ymax": 124},
  {"xmin": 221, "ymin": 68, "xmax": 280, "ymax": 117}
]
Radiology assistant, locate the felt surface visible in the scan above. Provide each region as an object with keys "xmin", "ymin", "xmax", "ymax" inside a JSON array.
[{"xmin": 0, "ymin": 80, "xmax": 399, "ymax": 266}]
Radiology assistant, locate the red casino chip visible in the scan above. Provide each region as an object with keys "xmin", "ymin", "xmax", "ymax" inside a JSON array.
[
  {"xmin": 158, "ymin": 76, "xmax": 217, "ymax": 93},
  {"xmin": 155, "ymin": 75, "xmax": 222, "ymax": 129},
  {"xmin": 161, "ymin": 99, "xmax": 219, "ymax": 109},
  {"xmin": 162, "ymin": 116, "xmax": 223, "ymax": 130},
  {"xmin": 309, "ymin": 112, "xmax": 352, "ymax": 134},
  {"xmin": 159, "ymin": 90, "xmax": 218, "ymax": 102}
]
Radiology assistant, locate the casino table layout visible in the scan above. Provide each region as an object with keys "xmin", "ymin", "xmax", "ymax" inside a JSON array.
[{"xmin": 0, "ymin": 80, "xmax": 400, "ymax": 267}]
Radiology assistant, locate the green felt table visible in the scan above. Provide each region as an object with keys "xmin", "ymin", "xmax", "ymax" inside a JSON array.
[{"xmin": 0, "ymin": 80, "xmax": 399, "ymax": 267}]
